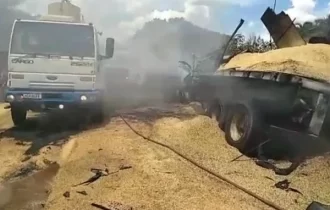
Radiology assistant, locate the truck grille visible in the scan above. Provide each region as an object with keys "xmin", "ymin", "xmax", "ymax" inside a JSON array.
[{"xmin": 29, "ymin": 82, "xmax": 74, "ymax": 90}]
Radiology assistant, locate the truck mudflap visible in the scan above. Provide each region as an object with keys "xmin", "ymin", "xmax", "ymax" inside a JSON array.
[{"xmin": 4, "ymin": 89, "xmax": 102, "ymax": 110}]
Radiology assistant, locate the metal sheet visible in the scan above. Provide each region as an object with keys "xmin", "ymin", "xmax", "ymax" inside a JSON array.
[
  {"xmin": 261, "ymin": 7, "xmax": 306, "ymax": 48},
  {"xmin": 309, "ymin": 93, "xmax": 328, "ymax": 136}
]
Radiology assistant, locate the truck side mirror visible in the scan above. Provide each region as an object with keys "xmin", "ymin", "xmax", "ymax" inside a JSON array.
[{"xmin": 105, "ymin": 37, "xmax": 115, "ymax": 58}]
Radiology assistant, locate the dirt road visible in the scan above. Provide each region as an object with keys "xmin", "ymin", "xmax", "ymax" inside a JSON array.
[{"xmin": 0, "ymin": 103, "xmax": 329, "ymax": 210}]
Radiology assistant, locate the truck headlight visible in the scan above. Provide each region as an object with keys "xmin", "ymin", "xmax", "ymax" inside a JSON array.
[{"xmin": 80, "ymin": 95, "xmax": 87, "ymax": 101}]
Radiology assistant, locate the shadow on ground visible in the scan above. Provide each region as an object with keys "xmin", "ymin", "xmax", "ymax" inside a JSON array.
[
  {"xmin": 0, "ymin": 109, "xmax": 112, "ymax": 157},
  {"xmin": 117, "ymin": 105, "xmax": 196, "ymax": 126}
]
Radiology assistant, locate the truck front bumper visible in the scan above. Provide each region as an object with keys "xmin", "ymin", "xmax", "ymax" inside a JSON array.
[{"xmin": 4, "ymin": 89, "xmax": 102, "ymax": 110}]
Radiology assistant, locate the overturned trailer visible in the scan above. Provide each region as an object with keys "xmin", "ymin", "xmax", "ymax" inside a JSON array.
[
  {"xmin": 184, "ymin": 6, "xmax": 330, "ymax": 156},
  {"xmin": 193, "ymin": 69, "xmax": 330, "ymax": 155}
]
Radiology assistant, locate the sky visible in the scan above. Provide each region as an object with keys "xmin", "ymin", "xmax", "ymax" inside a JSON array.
[{"xmin": 17, "ymin": 0, "xmax": 330, "ymax": 42}]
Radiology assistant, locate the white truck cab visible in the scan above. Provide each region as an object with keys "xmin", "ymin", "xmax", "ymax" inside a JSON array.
[{"xmin": 5, "ymin": 2, "xmax": 115, "ymax": 126}]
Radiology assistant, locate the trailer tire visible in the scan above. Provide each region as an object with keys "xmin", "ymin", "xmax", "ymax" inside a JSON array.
[
  {"xmin": 206, "ymin": 100, "xmax": 226, "ymax": 130},
  {"xmin": 11, "ymin": 105, "xmax": 27, "ymax": 126},
  {"xmin": 178, "ymin": 90, "xmax": 189, "ymax": 104},
  {"xmin": 225, "ymin": 103, "xmax": 264, "ymax": 154}
]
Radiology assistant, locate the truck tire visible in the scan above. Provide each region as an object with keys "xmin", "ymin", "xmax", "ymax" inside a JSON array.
[
  {"xmin": 206, "ymin": 100, "xmax": 226, "ymax": 130},
  {"xmin": 11, "ymin": 105, "xmax": 27, "ymax": 126},
  {"xmin": 92, "ymin": 111, "xmax": 104, "ymax": 124},
  {"xmin": 224, "ymin": 103, "xmax": 264, "ymax": 154},
  {"xmin": 91, "ymin": 103, "xmax": 105, "ymax": 124},
  {"xmin": 178, "ymin": 90, "xmax": 188, "ymax": 104}
]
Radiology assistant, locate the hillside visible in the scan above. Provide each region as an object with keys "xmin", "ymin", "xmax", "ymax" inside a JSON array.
[
  {"xmin": 132, "ymin": 18, "xmax": 229, "ymax": 57},
  {"xmin": 110, "ymin": 18, "xmax": 230, "ymax": 73}
]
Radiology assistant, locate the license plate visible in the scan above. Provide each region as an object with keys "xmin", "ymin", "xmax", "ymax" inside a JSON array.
[{"xmin": 22, "ymin": 93, "xmax": 42, "ymax": 99}]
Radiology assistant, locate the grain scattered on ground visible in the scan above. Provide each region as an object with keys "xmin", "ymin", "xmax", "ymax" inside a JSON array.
[
  {"xmin": 45, "ymin": 119, "xmax": 268, "ymax": 210},
  {"xmin": 0, "ymin": 104, "xmax": 329, "ymax": 210},
  {"xmin": 148, "ymin": 111, "xmax": 330, "ymax": 210}
]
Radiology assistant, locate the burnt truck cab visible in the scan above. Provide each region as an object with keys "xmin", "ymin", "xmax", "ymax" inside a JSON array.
[{"xmin": 193, "ymin": 69, "xmax": 330, "ymax": 155}]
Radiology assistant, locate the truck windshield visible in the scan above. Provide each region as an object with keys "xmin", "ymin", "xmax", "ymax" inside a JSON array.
[{"xmin": 10, "ymin": 21, "xmax": 95, "ymax": 58}]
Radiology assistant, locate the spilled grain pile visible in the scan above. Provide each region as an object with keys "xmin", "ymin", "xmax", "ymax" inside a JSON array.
[
  {"xmin": 220, "ymin": 44, "xmax": 330, "ymax": 81},
  {"xmin": 45, "ymin": 119, "xmax": 266, "ymax": 210},
  {"xmin": 150, "ymin": 115, "xmax": 330, "ymax": 210}
]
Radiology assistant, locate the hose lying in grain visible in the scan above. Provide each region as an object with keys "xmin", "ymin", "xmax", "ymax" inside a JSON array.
[
  {"xmin": 119, "ymin": 115, "xmax": 286, "ymax": 210},
  {"xmin": 231, "ymin": 139, "xmax": 302, "ymax": 176}
]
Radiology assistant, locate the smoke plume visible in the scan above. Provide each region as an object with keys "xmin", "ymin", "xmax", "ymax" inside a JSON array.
[{"xmin": 0, "ymin": 0, "xmax": 34, "ymax": 51}]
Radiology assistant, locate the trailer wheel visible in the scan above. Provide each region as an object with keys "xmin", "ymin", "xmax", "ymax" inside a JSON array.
[
  {"xmin": 11, "ymin": 105, "xmax": 27, "ymax": 126},
  {"xmin": 178, "ymin": 90, "xmax": 189, "ymax": 104},
  {"xmin": 225, "ymin": 103, "xmax": 264, "ymax": 154},
  {"xmin": 206, "ymin": 100, "xmax": 226, "ymax": 130}
]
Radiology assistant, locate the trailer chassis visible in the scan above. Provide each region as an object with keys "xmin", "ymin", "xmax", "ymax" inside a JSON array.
[{"xmin": 192, "ymin": 69, "xmax": 330, "ymax": 157}]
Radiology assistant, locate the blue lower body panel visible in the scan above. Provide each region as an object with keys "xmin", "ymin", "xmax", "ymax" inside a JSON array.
[{"xmin": 5, "ymin": 88, "xmax": 102, "ymax": 110}]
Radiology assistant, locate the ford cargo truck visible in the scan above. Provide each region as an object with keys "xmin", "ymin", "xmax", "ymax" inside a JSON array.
[{"xmin": 5, "ymin": 1, "xmax": 114, "ymax": 126}]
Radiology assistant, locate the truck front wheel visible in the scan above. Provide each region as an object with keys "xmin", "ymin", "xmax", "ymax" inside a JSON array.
[
  {"xmin": 91, "ymin": 105, "xmax": 105, "ymax": 124},
  {"xmin": 11, "ymin": 105, "xmax": 27, "ymax": 126},
  {"xmin": 224, "ymin": 103, "xmax": 265, "ymax": 154},
  {"xmin": 90, "ymin": 99, "xmax": 109, "ymax": 124}
]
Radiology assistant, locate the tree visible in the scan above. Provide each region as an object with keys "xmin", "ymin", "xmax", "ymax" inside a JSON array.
[
  {"xmin": 296, "ymin": 15, "xmax": 330, "ymax": 40},
  {"xmin": 228, "ymin": 34, "xmax": 276, "ymax": 55},
  {"xmin": 296, "ymin": 21, "xmax": 321, "ymax": 40},
  {"xmin": 177, "ymin": 34, "xmax": 276, "ymax": 76}
]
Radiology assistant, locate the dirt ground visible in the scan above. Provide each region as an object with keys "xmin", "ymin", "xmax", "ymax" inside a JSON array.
[{"xmin": 0, "ymin": 103, "xmax": 329, "ymax": 210}]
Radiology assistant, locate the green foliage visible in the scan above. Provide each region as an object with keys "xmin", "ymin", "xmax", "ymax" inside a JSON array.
[
  {"xmin": 228, "ymin": 34, "xmax": 277, "ymax": 55},
  {"xmin": 178, "ymin": 34, "xmax": 277, "ymax": 75},
  {"xmin": 296, "ymin": 15, "xmax": 330, "ymax": 40},
  {"xmin": 228, "ymin": 14, "xmax": 330, "ymax": 55}
]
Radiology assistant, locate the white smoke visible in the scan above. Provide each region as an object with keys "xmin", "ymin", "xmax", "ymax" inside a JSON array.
[{"xmin": 0, "ymin": 0, "xmax": 34, "ymax": 50}]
